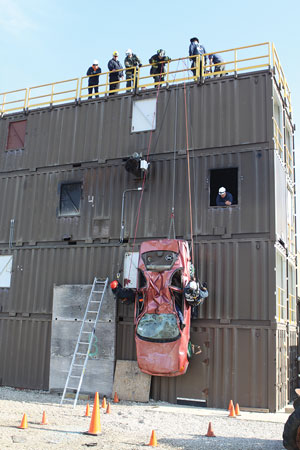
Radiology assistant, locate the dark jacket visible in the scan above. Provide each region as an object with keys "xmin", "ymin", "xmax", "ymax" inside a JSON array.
[
  {"xmin": 189, "ymin": 41, "xmax": 207, "ymax": 63},
  {"xmin": 111, "ymin": 281, "xmax": 135, "ymax": 305},
  {"xmin": 108, "ymin": 58, "xmax": 123, "ymax": 79},
  {"xmin": 124, "ymin": 54, "xmax": 142, "ymax": 72},
  {"xmin": 216, "ymin": 192, "xmax": 233, "ymax": 206},
  {"xmin": 210, "ymin": 54, "xmax": 224, "ymax": 64},
  {"xmin": 86, "ymin": 66, "xmax": 102, "ymax": 85},
  {"xmin": 149, "ymin": 54, "xmax": 171, "ymax": 74}
]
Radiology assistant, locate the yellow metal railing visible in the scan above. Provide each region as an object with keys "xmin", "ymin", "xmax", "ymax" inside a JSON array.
[
  {"xmin": 0, "ymin": 88, "xmax": 27, "ymax": 114},
  {"xmin": 27, "ymin": 78, "xmax": 79, "ymax": 109},
  {"xmin": 203, "ymin": 42, "xmax": 271, "ymax": 79},
  {"xmin": 284, "ymin": 143, "xmax": 293, "ymax": 180},
  {"xmin": 0, "ymin": 42, "xmax": 292, "ymax": 115},
  {"xmin": 287, "ymin": 223, "xmax": 296, "ymax": 255},
  {"xmin": 273, "ymin": 117, "xmax": 284, "ymax": 159},
  {"xmin": 277, "ymin": 287, "xmax": 286, "ymax": 322},
  {"xmin": 289, "ymin": 293, "xmax": 296, "ymax": 323}
]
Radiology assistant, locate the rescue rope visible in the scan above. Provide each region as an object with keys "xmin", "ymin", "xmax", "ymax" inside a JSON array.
[{"xmin": 182, "ymin": 61, "xmax": 194, "ymax": 264}]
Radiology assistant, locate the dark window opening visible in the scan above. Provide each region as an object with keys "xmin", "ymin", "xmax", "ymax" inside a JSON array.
[
  {"xmin": 6, "ymin": 120, "xmax": 27, "ymax": 150},
  {"xmin": 59, "ymin": 182, "xmax": 82, "ymax": 216},
  {"xmin": 138, "ymin": 270, "xmax": 147, "ymax": 289},
  {"xmin": 210, "ymin": 168, "xmax": 238, "ymax": 206}
]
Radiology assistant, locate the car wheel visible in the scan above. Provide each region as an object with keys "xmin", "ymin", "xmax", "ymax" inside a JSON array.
[{"xmin": 283, "ymin": 408, "xmax": 300, "ymax": 450}]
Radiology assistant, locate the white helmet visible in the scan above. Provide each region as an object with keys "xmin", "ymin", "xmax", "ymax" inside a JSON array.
[
  {"xmin": 189, "ymin": 281, "xmax": 198, "ymax": 290},
  {"xmin": 93, "ymin": 59, "xmax": 99, "ymax": 65},
  {"xmin": 219, "ymin": 187, "xmax": 226, "ymax": 194},
  {"xmin": 126, "ymin": 48, "xmax": 132, "ymax": 55}
]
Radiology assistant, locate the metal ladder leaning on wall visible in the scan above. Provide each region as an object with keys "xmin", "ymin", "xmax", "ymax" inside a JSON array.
[{"xmin": 60, "ymin": 277, "xmax": 109, "ymax": 407}]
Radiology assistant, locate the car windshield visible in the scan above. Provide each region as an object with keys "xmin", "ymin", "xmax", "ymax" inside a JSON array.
[{"xmin": 137, "ymin": 313, "xmax": 180, "ymax": 341}]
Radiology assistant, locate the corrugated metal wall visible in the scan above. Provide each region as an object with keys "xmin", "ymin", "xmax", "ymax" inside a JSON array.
[
  {"xmin": 0, "ymin": 72, "xmax": 271, "ymax": 171},
  {"xmin": 0, "ymin": 70, "xmax": 296, "ymax": 412}
]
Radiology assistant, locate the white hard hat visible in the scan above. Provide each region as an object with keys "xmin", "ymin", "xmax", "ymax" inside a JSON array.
[
  {"xmin": 126, "ymin": 48, "xmax": 132, "ymax": 55},
  {"xmin": 190, "ymin": 281, "xmax": 197, "ymax": 290},
  {"xmin": 93, "ymin": 59, "xmax": 99, "ymax": 65},
  {"xmin": 113, "ymin": 51, "xmax": 119, "ymax": 56},
  {"xmin": 219, "ymin": 187, "xmax": 226, "ymax": 194}
]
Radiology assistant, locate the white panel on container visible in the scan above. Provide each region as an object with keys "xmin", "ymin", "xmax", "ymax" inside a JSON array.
[
  {"xmin": 0, "ymin": 255, "xmax": 13, "ymax": 288},
  {"xmin": 132, "ymin": 98, "xmax": 156, "ymax": 132},
  {"xmin": 123, "ymin": 252, "xmax": 139, "ymax": 288}
]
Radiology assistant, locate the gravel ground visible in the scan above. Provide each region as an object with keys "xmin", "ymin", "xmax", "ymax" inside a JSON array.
[{"xmin": 0, "ymin": 387, "xmax": 288, "ymax": 449}]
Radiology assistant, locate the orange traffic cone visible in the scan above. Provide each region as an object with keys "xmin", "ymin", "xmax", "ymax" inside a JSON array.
[
  {"xmin": 85, "ymin": 392, "xmax": 101, "ymax": 435},
  {"xmin": 228, "ymin": 399, "xmax": 234, "ymax": 411},
  {"xmin": 205, "ymin": 422, "xmax": 216, "ymax": 437},
  {"xmin": 18, "ymin": 413, "xmax": 28, "ymax": 429},
  {"xmin": 148, "ymin": 430, "xmax": 158, "ymax": 447},
  {"xmin": 101, "ymin": 397, "xmax": 107, "ymax": 409},
  {"xmin": 41, "ymin": 411, "xmax": 48, "ymax": 425},
  {"xmin": 113, "ymin": 392, "xmax": 119, "ymax": 403},
  {"xmin": 84, "ymin": 403, "xmax": 90, "ymax": 417},
  {"xmin": 228, "ymin": 404, "xmax": 236, "ymax": 418},
  {"xmin": 235, "ymin": 403, "xmax": 241, "ymax": 416},
  {"xmin": 105, "ymin": 403, "xmax": 111, "ymax": 414}
]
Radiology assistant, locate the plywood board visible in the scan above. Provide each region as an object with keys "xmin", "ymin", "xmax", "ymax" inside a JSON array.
[{"xmin": 113, "ymin": 360, "xmax": 151, "ymax": 402}]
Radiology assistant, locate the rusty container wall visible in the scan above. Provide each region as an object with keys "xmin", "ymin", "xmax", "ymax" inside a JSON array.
[{"xmin": 0, "ymin": 70, "xmax": 296, "ymax": 412}]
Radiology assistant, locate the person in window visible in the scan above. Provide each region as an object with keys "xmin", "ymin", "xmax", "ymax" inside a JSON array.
[
  {"xmin": 149, "ymin": 49, "xmax": 171, "ymax": 84},
  {"xmin": 216, "ymin": 187, "xmax": 233, "ymax": 206},
  {"xmin": 208, "ymin": 53, "xmax": 225, "ymax": 77},
  {"xmin": 110, "ymin": 280, "xmax": 135, "ymax": 305},
  {"xmin": 86, "ymin": 60, "xmax": 102, "ymax": 98},
  {"xmin": 108, "ymin": 51, "xmax": 124, "ymax": 95},
  {"xmin": 189, "ymin": 37, "xmax": 207, "ymax": 76}
]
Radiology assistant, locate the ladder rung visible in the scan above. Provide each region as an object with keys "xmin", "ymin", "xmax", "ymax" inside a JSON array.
[
  {"xmin": 82, "ymin": 331, "xmax": 92, "ymax": 333},
  {"xmin": 76, "ymin": 352, "xmax": 86, "ymax": 356},
  {"xmin": 70, "ymin": 375, "xmax": 80, "ymax": 378},
  {"xmin": 87, "ymin": 311, "xmax": 97, "ymax": 313},
  {"xmin": 92, "ymin": 290, "xmax": 103, "ymax": 293},
  {"xmin": 78, "ymin": 342, "xmax": 89, "ymax": 344},
  {"xmin": 90, "ymin": 300, "xmax": 100, "ymax": 303},
  {"xmin": 73, "ymin": 364, "xmax": 84, "ymax": 367},
  {"xmin": 66, "ymin": 386, "xmax": 78, "ymax": 390}
]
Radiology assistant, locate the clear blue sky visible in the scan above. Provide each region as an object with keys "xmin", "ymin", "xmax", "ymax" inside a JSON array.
[{"xmin": 1, "ymin": 0, "xmax": 300, "ymax": 228}]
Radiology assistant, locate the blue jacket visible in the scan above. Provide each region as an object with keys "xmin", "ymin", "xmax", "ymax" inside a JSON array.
[
  {"xmin": 216, "ymin": 192, "xmax": 233, "ymax": 206},
  {"xmin": 210, "ymin": 54, "xmax": 224, "ymax": 64},
  {"xmin": 189, "ymin": 41, "xmax": 207, "ymax": 63},
  {"xmin": 108, "ymin": 58, "xmax": 123, "ymax": 78},
  {"xmin": 86, "ymin": 66, "xmax": 102, "ymax": 85}
]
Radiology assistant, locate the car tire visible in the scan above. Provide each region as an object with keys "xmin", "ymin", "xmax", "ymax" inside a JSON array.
[{"xmin": 283, "ymin": 407, "xmax": 300, "ymax": 450}]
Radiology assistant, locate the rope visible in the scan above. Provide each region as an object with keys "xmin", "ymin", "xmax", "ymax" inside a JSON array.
[
  {"xmin": 182, "ymin": 61, "xmax": 194, "ymax": 264},
  {"xmin": 168, "ymin": 91, "xmax": 178, "ymax": 239}
]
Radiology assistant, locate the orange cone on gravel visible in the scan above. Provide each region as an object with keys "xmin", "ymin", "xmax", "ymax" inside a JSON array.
[
  {"xmin": 235, "ymin": 403, "xmax": 241, "ymax": 416},
  {"xmin": 18, "ymin": 413, "xmax": 28, "ymax": 429},
  {"xmin": 228, "ymin": 399, "xmax": 233, "ymax": 411},
  {"xmin": 84, "ymin": 403, "xmax": 90, "ymax": 417},
  {"xmin": 228, "ymin": 404, "xmax": 236, "ymax": 418},
  {"xmin": 113, "ymin": 392, "xmax": 119, "ymax": 403},
  {"xmin": 101, "ymin": 397, "xmax": 107, "ymax": 409},
  {"xmin": 105, "ymin": 403, "xmax": 111, "ymax": 414},
  {"xmin": 148, "ymin": 430, "xmax": 158, "ymax": 447},
  {"xmin": 41, "ymin": 411, "xmax": 48, "ymax": 425},
  {"xmin": 85, "ymin": 392, "xmax": 101, "ymax": 435},
  {"xmin": 205, "ymin": 421, "xmax": 216, "ymax": 437}
]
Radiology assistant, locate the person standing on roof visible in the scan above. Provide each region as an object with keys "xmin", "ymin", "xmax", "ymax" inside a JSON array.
[
  {"xmin": 216, "ymin": 187, "xmax": 233, "ymax": 206},
  {"xmin": 149, "ymin": 49, "xmax": 171, "ymax": 84},
  {"xmin": 189, "ymin": 37, "xmax": 207, "ymax": 77},
  {"xmin": 86, "ymin": 60, "xmax": 102, "ymax": 98},
  {"xmin": 209, "ymin": 53, "xmax": 225, "ymax": 77},
  {"xmin": 108, "ymin": 51, "xmax": 124, "ymax": 95},
  {"xmin": 124, "ymin": 49, "xmax": 142, "ymax": 89}
]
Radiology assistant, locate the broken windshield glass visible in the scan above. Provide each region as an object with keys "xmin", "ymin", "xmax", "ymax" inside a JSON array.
[{"xmin": 137, "ymin": 313, "xmax": 180, "ymax": 341}]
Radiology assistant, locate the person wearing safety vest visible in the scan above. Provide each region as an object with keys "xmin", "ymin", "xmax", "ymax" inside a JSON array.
[
  {"xmin": 149, "ymin": 49, "xmax": 171, "ymax": 84},
  {"xmin": 86, "ymin": 60, "xmax": 102, "ymax": 98},
  {"xmin": 108, "ymin": 51, "xmax": 124, "ymax": 95},
  {"xmin": 124, "ymin": 49, "xmax": 142, "ymax": 89}
]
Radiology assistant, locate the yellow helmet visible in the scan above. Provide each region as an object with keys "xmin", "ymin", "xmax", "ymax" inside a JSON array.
[{"xmin": 113, "ymin": 51, "xmax": 119, "ymax": 56}]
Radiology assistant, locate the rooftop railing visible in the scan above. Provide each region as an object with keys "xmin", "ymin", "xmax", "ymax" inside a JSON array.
[{"xmin": 0, "ymin": 42, "xmax": 292, "ymax": 116}]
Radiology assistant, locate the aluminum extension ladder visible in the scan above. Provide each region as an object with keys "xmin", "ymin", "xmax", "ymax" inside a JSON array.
[{"xmin": 60, "ymin": 277, "xmax": 109, "ymax": 407}]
